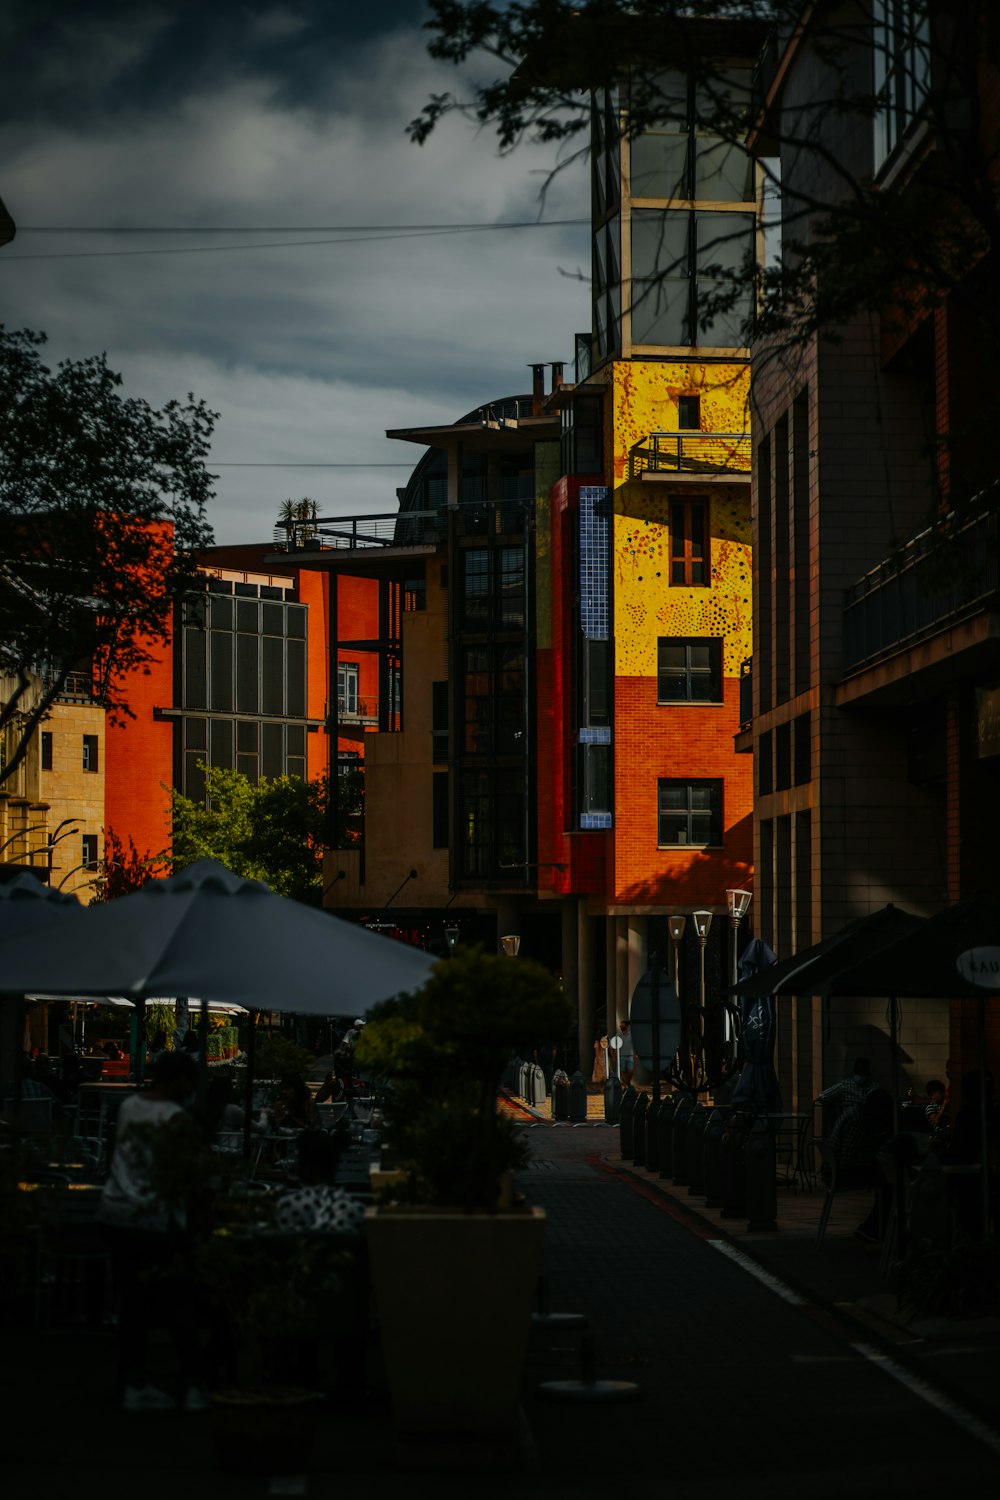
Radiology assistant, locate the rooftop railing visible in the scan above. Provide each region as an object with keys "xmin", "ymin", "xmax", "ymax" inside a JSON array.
[
  {"xmin": 630, "ymin": 431, "xmax": 751, "ymax": 480},
  {"xmin": 277, "ymin": 499, "xmax": 532, "ymax": 553}
]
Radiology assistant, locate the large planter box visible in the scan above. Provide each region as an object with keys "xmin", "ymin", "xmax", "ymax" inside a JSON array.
[{"xmin": 364, "ymin": 1205, "xmax": 545, "ymax": 1436}]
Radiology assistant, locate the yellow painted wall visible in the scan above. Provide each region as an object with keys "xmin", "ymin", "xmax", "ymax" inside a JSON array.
[{"xmin": 603, "ymin": 360, "xmax": 752, "ymax": 678}]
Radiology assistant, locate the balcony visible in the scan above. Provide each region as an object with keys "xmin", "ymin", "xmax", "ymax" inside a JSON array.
[
  {"xmin": 276, "ymin": 497, "xmax": 533, "ymax": 555},
  {"xmin": 630, "ymin": 431, "xmax": 751, "ymax": 482},
  {"xmin": 739, "ymin": 657, "xmax": 753, "ymax": 732},
  {"xmin": 843, "ymin": 503, "xmax": 1000, "ymax": 674},
  {"xmin": 336, "ymin": 697, "xmax": 379, "ymax": 727}
]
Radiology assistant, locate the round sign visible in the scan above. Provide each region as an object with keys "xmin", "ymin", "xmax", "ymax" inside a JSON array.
[
  {"xmin": 608, "ymin": 1034, "xmax": 623, "ymax": 1051},
  {"xmin": 956, "ymin": 947, "xmax": 1000, "ymax": 989}
]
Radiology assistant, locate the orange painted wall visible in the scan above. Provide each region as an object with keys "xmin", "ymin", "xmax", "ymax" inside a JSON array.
[
  {"xmin": 334, "ymin": 574, "xmax": 380, "ymax": 766},
  {"xmin": 103, "ymin": 623, "xmax": 174, "ymax": 863}
]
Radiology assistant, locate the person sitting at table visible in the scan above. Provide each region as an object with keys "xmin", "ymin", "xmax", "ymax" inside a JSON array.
[
  {"xmin": 98, "ymin": 1050, "xmax": 211, "ymax": 1412},
  {"xmin": 274, "ymin": 1127, "xmax": 365, "ymax": 1234},
  {"xmin": 272, "ymin": 1072, "xmax": 318, "ymax": 1132}
]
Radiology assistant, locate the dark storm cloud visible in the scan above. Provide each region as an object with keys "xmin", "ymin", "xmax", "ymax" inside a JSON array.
[{"xmin": 1, "ymin": 1, "xmax": 434, "ymax": 128}]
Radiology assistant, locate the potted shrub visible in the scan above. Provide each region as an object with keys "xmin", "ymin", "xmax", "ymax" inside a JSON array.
[{"xmin": 355, "ymin": 946, "xmax": 572, "ymax": 1452}]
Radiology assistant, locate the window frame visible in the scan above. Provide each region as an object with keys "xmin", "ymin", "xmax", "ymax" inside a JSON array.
[
  {"xmin": 669, "ymin": 497, "xmax": 710, "ymax": 587},
  {"xmin": 657, "ymin": 637, "xmax": 723, "ymax": 703},
  {"xmin": 82, "ymin": 734, "xmax": 99, "ymax": 774},
  {"xmin": 657, "ymin": 777, "xmax": 723, "ymax": 848}
]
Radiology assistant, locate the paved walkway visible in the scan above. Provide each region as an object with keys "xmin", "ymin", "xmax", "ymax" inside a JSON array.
[{"xmin": 2, "ymin": 1112, "xmax": 998, "ymax": 1496}]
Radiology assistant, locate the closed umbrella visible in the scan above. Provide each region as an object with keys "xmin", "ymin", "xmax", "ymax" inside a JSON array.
[{"xmin": 729, "ymin": 938, "xmax": 782, "ymax": 1113}]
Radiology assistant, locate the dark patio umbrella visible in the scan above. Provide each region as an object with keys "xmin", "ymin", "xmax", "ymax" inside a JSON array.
[
  {"xmin": 0, "ymin": 873, "xmax": 82, "ymax": 1124},
  {"xmin": 825, "ymin": 894, "xmax": 1000, "ymax": 1241},
  {"xmin": 729, "ymin": 938, "xmax": 783, "ymax": 1112},
  {"xmin": 732, "ymin": 904, "xmax": 926, "ymax": 1003},
  {"xmin": 0, "ymin": 858, "xmax": 436, "ymax": 1013}
]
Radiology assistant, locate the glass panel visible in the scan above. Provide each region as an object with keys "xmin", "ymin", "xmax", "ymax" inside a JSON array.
[
  {"xmin": 462, "ymin": 549, "xmax": 490, "ymax": 627},
  {"xmin": 661, "ymin": 671, "xmax": 688, "ymax": 700},
  {"xmin": 499, "ymin": 548, "xmax": 525, "ymax": 629},
  {"xmin": 286, "ymin": 724, "xmax": 305, "ymax": 756},
  {"xmin": 660, "ymin": 814, "xmax": 688, "ymax": 844},
  {"xmin": 210, "ymin": 718, "xmax": 233, "ymax": 770},
  {"xmin": 236, "ymin": 633, "xmax": 259, "ymax": 715},
  {"xmin": 286, "ymin": 756, "xmax": 306, "ymax": 781},
  {"xmin": 695, "ymin": 137, "xmax": 752, "ymax": 201},
  {"xmin": 185, "ymin": 753, "xmax": 206, "ymax": 804},
  {"xmin": 262, "ymin": 722, "xmax": 283, "ymax": 779},
  {"xmin": 631, "ymin": 277, "xmax": 688, "ymax": 346},
  {"xmin": 210, "ymin": 631, "xmax": 233, "ymax": 713},
  {"xmin": 689, "ymin": 642, "xmax": 712, "ymax": 672},
  {"xmin": 594, "ymin": 226, "xmax": 607, "ymax": 292},
  {"xmin": 261, "ymin": 636, "xmax": 284, "ymax": 715},
  {"xmin": 659, "ymin": 783, "xmax": 687, "ymax": 811},
  {"xmin": 496, "ymin": 647, "xmax": 524, "ymax": 753},
  {"xmin": 660, "ymin": 643, "xmax": 687, "ymax": 672},
  {"xmin": 236, "ymin": 720, "xmax": 258, "ymax": 753},
  {"xmin": 236, "ymin": 599, "xmax": 258, "ymax": 633},
  {"xmin": 630, "ymin": 128, "xmax": 688, "ymax": 199},
  {"xmin": 209, "ymin": 596, "xmax": 233, "ymax": 631},
  {"xmin": 463, "ymin": 646, "xmax": 490, "ymax": 754},
  {"xmin": 262, "ymin": 603, "xmax": 284, "ymax": 637},
  {"xmin": 631, "ymin": 209, "xmax": 689, "ymax": 280},
  {"xmin": 185, "ymin": 717, "xmax": 207, "ymax": 750},
  {"xmin": 236, "ymin": 754, "xmax": 258, "ymax": 780},
  {"xmin": 286, "ymin": 606, "xmax": 306, "ymax": 639},
  {"xmin": 286, "ymin": 638, "xmax": 306, "ymax": 717},
  {"xmin": 184, "ymin": 627, "xmax": 207, "ymax": 710}
]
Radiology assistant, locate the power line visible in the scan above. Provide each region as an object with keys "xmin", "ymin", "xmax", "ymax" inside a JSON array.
[
  {"xmin": 18, "ymin": 220, "xmax": 588, "ymax": 233},
  {"xmin": 1, "ymin": 218, "xmax": 589, "ymax": 262},
  {"xmin": 211, "ymin": 462, "xmax": 413, "ymax": 468}
]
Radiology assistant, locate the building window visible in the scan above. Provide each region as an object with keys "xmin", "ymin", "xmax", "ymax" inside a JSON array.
[
  {"xmin": 630, "ymin": 209, "xmax": 755, "ymax": 348},
  {"xmin": 669, "ymin": 498, "xmax": 709, "ymax": 586},
  {"xmin": 82, "ymin": 734, "xmax": 99, "ymax": 773},
  {"xmin": 579, "ymin": 743, "xmax": 612, "ymax": 823},
  {"xmin": 678, "ymin": 394, "xmax": 701, "ymax": 430},
  {"xmin": 657, "ymin": 638, "xmax": 722, "ymax": 702},
  {"xmin": 794, "ymin": 712, "xmax": 812, "ymax": 786},
  {"xmin": 658, "ymin": 779, "xmax": 722, "ymax": 847},
  {"xmin": 432, "ymin": 771, "xmax": 449, "ymax": 848},
  {"xmin": 41, "ymin": 732, "xmax": 53, "ymax": 771},
  {"xmin": 873, "ymin": 0, "xmax": 932, "ymax": 172},
  {"xmin": 338, "ymin": 661, "xmax": 359, "ymax": 716},
  {"xmin": 82, "ymin": 833, "xmax": 99, "ymax": 871}
]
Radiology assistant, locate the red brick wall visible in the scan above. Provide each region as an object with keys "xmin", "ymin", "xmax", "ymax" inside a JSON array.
[
  {"xmin": 104, "ymin": 624, "xmax": 174, "ymax": 863},
  {"xmin": 612, "ymin": 674, "xmax": 753, "ymax": 906}
]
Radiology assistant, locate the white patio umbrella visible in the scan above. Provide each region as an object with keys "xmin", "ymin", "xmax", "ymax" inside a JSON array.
[
  {"xmin": 0, "ymin": 858, "xmax": 436, "ymax": 1014},
  {"xmin": 0, "ymin": 873, "xmax": 82, "ymax": 1123}
]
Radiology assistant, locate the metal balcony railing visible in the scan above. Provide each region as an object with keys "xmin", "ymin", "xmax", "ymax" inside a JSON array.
[
  {"xmin": 843, "ymin": 504, "xmax": 1000, "ymax": 673},
  {"xmin": 277, "ymin": 499, "xmax": 533, "ymax": 554},
  {"xmin": 336, "ymin": 697, "xmax": 378, "ymax": 724},
  {"xmin": 630, "ymin": 431, "xmax": 751, "ymax": 480}
]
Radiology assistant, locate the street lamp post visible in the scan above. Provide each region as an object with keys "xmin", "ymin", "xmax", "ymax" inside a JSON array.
[
  {"xmin": 444, "ymin": 925, "xmax": 460, "ymax": 958},
  {"xmin": 500, "ymin": 934, "xmax": 521, "ymax": 957},
  {"xmin": 667, "ymin": 914, "xmax": 687, "ymax": 1086},
  {"xmin": 725, "ymin": 889, "xmax": 752, "ymax": 1070},
  {"xmin": 692, "ymin": 910, "xmax": 713, "ymax": 1090}
]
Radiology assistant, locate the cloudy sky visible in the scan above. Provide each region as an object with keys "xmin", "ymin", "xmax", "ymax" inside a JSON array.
[{"xmin": 0, "ymin": 1, "xmax": 590, "ymax": 543}]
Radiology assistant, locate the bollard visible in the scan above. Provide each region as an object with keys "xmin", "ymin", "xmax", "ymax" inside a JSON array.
[
  {"xmin": 644, "ymin": 1097, "xmax": 662, "ymax": 1173},
  {"xmin": 720, "ymin": 1111, "xmax": 749, "ymax": 1219},
  {"xmin": 518, "ymin": 1059, "xmax": 532, "ymax": 1100},
  {"xmin": 671, "ymin": 1094, "xmax": 694, "ymax": 1185},
  {"xmin": 603, "ymin": 1072, "xmax": 622, "ymax": 1124},
  {"xmin": 502, "ymin": 1055, "xmax": 521, "ymax": 1091},
  {"xmin": 702, "ymin": 1106, "xmax": 731, "ymax": 1207},
  {"xmin": 619, "ymin": 1084, "xmax": 638, "ymax": 1158},
  {"xmin": 527, "ymin": 1062, "xmax": 547, "ymax": 1109},
  {"xmin": 686, "ymin": 1102, "xmax": 710, "ymax": 1196},
  {"xmin": 632, "ymin": 1091, "xmax": 650, "ymax": 1165},
  {"xmin": 657, "ymin": 1093, "xmax": 679, "ymax": 1179},
  {"xmin": 745, "ymin": 1114, "xmax": 778, "ymax": 1231},
  {"xmin": 552, "ymin": 1072, "xmax": 570, "ymax": 1120},
  {"xmin": 568, "ymin": 1070, "xmax": 588, "ymax": 1121}
]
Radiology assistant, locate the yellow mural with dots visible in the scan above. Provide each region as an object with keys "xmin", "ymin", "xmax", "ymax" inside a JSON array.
[{"xmin": 601, "ymin": 359, "xmax": 752, "ymax": 679}]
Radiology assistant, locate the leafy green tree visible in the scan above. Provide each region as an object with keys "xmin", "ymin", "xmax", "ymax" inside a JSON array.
[
  {"xmin": 0, "ymin": 326, "xmax": 216, "ymax": 784},
  {"xmin": 171, "ymin": 764, "xmax": 337, "ymax": 905}
]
